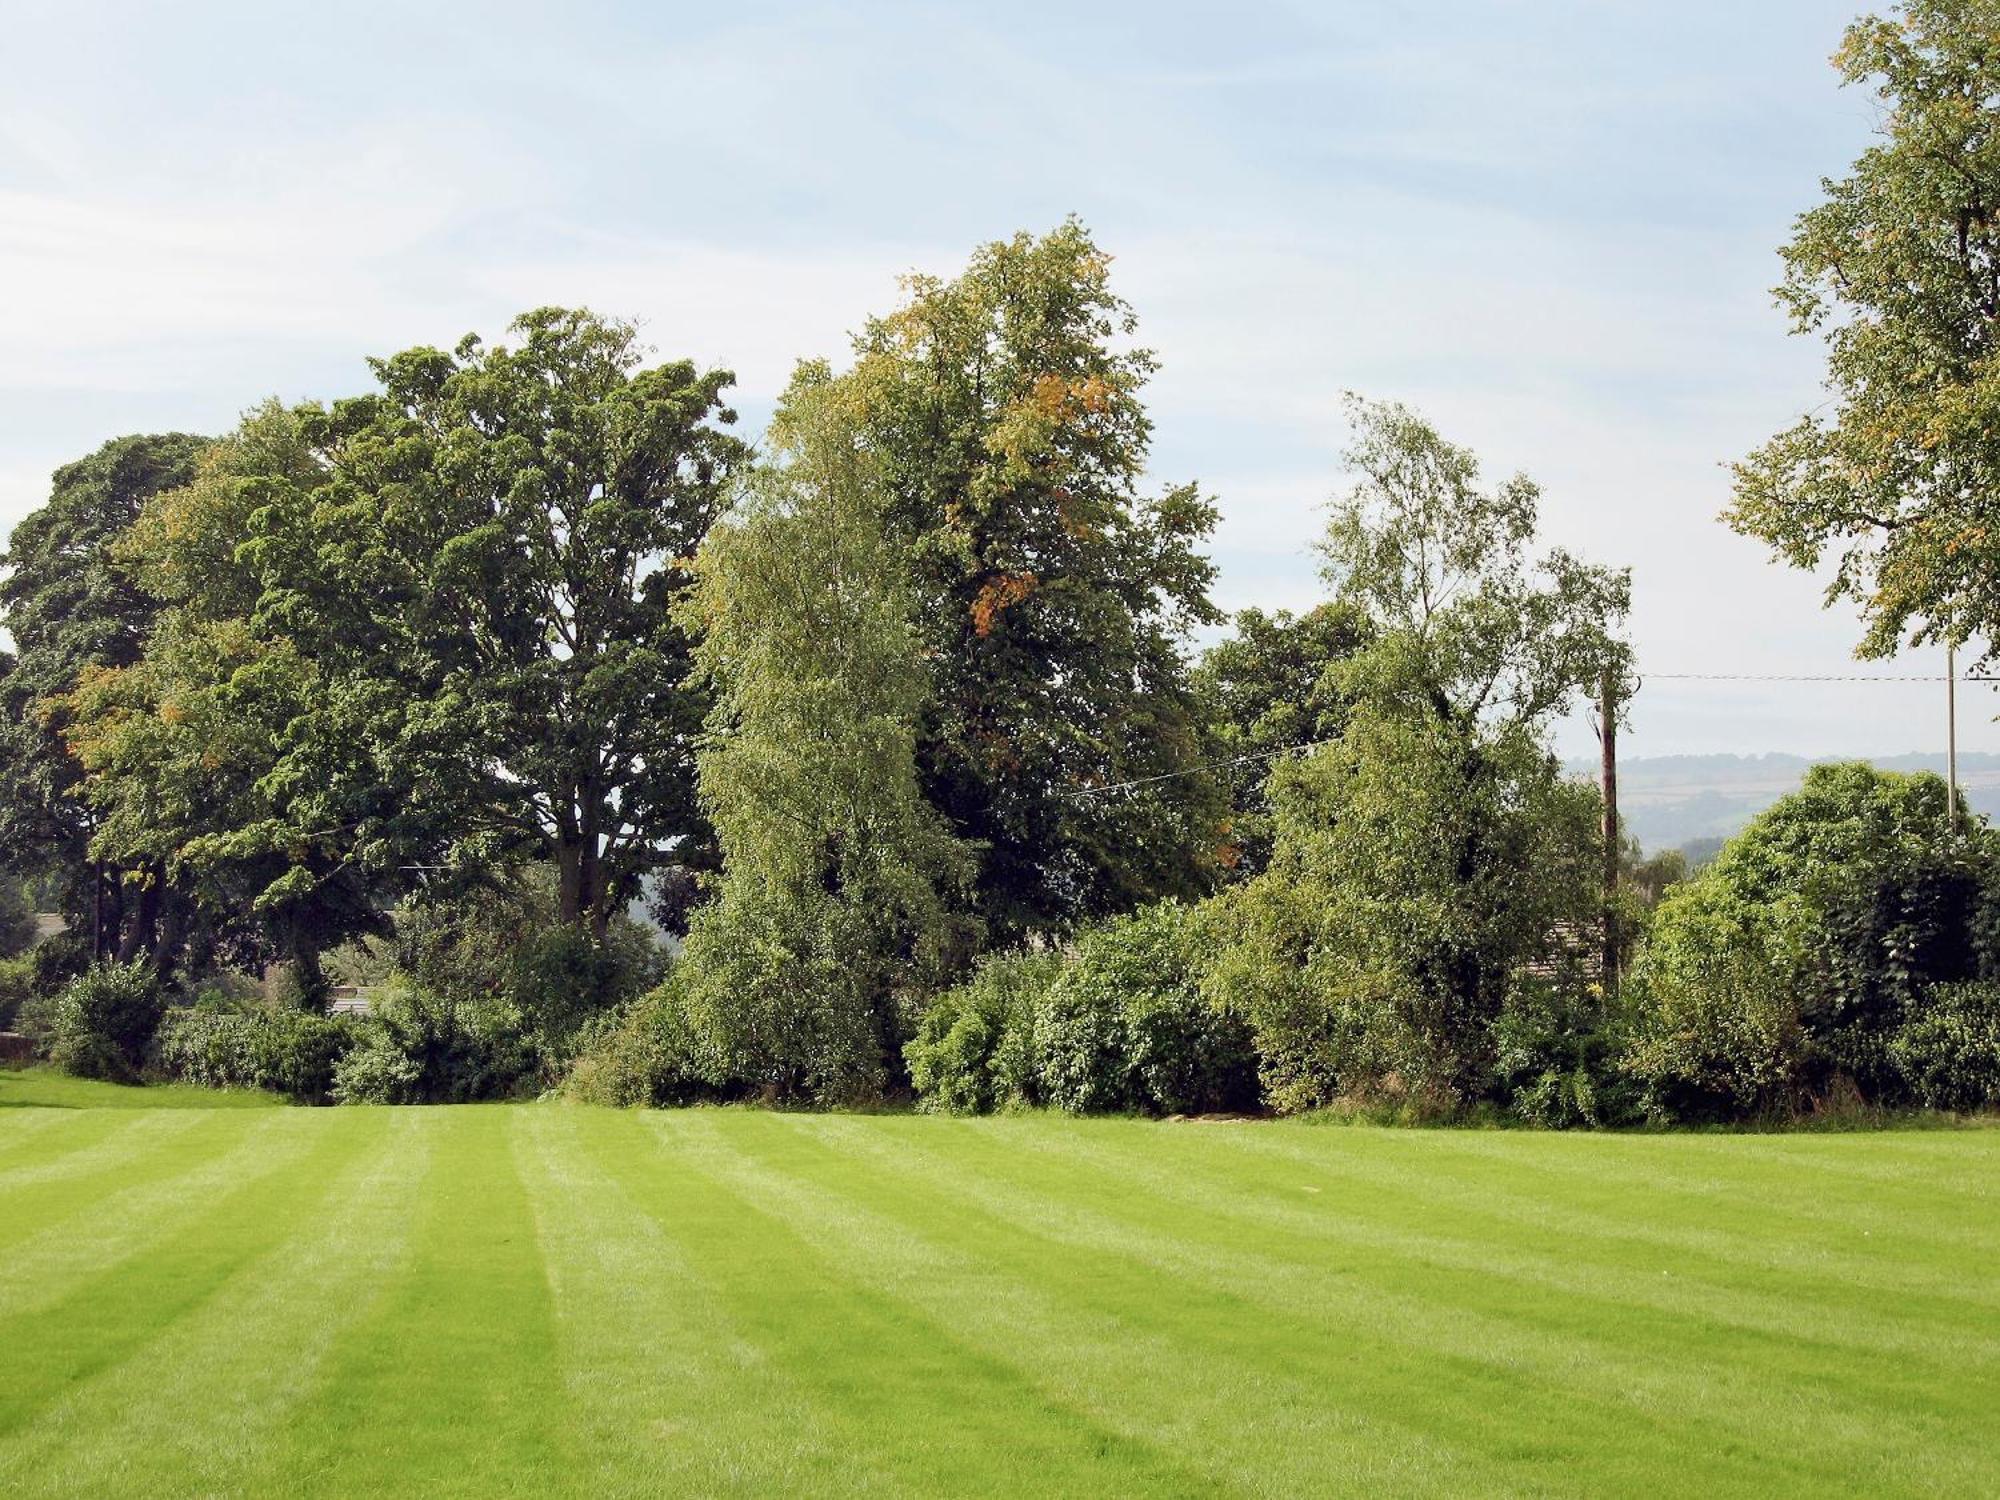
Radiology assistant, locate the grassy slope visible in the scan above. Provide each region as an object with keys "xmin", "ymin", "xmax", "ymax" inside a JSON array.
[{"xmin": 0, "ymin": 1080, "xmax": 1994, "ymax": 1498}]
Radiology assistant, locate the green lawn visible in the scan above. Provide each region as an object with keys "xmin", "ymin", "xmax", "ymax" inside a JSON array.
[{"xmin": 0, "ymin": 1075, "xmax": 1995, "ymax": 1498}]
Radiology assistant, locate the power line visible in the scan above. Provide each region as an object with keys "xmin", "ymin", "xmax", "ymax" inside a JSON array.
[
  {"xmin": 1064, "ymin": 739, "xmax": 1335, "ymax": 799},
  {"xmin": 1647, "ymin": 672, "xmax": 1997, "ymax": 683}
]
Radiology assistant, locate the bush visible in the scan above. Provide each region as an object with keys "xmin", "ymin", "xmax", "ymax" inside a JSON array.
[
  {"xmin": 331, "ymin": 989, "xmax": 534, "ymax": 1104},
  {"xmin": 1035, "ymin": 903, "xmax": 1259, "ymax": 1117},
  {"xmin": 1622, "ymin": 894, "xmax": 1804, "ymax": 1121},
  {"xmin": 156, "ymin": 1000, "xmax": 358, "ymax": 1103},
  {"xmin": 0, "ymin": 954, "xmax": 34, "ymax": 1035},
  {"xmin": 1889, "ymin": 981, "xmax": 2000, "ymax": 1111},
  {"xmin": 1489, "ymin": 976, "xmax": 1637, "ymax": 1129},
  {"xmin": 48, "ymin": 960, "xmax": 164, "ymax": 1081},
  {"xmin": 905, "ymin": 952, "xmax": 1061, "ymax": 1115},
  {"xmin": 562, "ymin": 977, "xmax": 721, "ymax": 1108}
]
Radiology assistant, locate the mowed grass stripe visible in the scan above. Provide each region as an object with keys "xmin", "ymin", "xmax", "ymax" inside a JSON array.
[
  {"xmin": 0, "ymin": 1111, "xmax": 267, "ymax": 1258},
  {"xmin": 0, "ymin": 1112, "xmax": 432, "ymax": 1500},
  {"xmin": 802, "ymin": 1115, "xmax": 1995, "ymax": 1496},
  {"xmin": 0, "ymin": 1109, "xmax": 208, "ymax": 1193},
  {"xmin": 1009, "ymin": 1120, "xmax": 2000, "ymax": 1350},
  {"xmin": 519, "ymin": 1108, "xmax": 893, "ymax": 1497},
  {"xmin": 725, "ymin": 1111, "xmax": 1796, "ymax": 1498},
  {"xmin": 597, "ymin": 1110, "xmax": 1222, "ymax": 1498},
  {"xmin": 651, "ymin": 1109, "xmax": 1512, "ymax": 1500},
  {"xmin": 0, "ymin": 1109, "xmax": 382, "ymax": 1439},
  {"xmin": 0, "ymin": 1110, "xmax": 340, "ymax": 1318},
  {"xmin": 1229, "ymin": 1124, "xmax": 2000, "ymax": 1268},
  {"xmin": 256, "ymin": 1107, "xmax": 569, "ymax": 1499},
  {"xmin": 0, "ymin": 1108, "xmax": 127, "ymax": 1171}
]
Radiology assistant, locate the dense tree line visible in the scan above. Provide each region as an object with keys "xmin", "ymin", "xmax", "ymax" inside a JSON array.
[{"xmin": 8, "ymin": 1, "xmax": 2000, "ymax": 1123}]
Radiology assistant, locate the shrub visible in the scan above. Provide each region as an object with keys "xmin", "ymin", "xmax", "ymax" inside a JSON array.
[
  {"xmin": 563, "ymin": 977, "xmax": 720, "ymax": 1108},
  {"xmin": 48, "ymin": 960, "xmax": 164, "ymax": 1082},
  {"xmin": 156, "ymin": 1001, "xmax": 358, "ymax": 1103},
  {"xmin": 1889, "ymin": 981, "xmax": 2000, "ymax": 1111},
  {"xmin": 1622, "ymin": 891, "xmax": 1804, "ymax": 1121},
  {"xmin": 1489, "ymin": 976, "xmax": 1637, "ymax": 1129},
  {"xmin": 1624, "ymin": 763, "xmax": 2000, "ymax": 1119},
  {"xmin": 1036, "ymin": 903, "xmax": 1259, "ymax": 1117},
  {"xmin": 0, "ymin": 954, "xmax": 34, "ymax": 1035},
  {"xmin": 905, "ymin": 952, "xmax": 1061, "ymax": 1115},
  {"xmin": 331, "ymin": 989, "xmax": 534, "ymax": 1105}
]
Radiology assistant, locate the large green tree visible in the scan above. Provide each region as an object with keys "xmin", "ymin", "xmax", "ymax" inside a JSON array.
[
  {"xmin": 0, "ymin": 433, "xmax": 208, "ymax": 960},
  {"xmin": 166, "ymin": 310, "xmax": 747, "ymax": 936},
  {"xmin": 671, "ymin": 378, "xmax": 974, "ymax": 1103},
  {"xmin": 779, "ymin": 221, "xmax": 1225, "ymax": 939},
  {"xmin": 1730, "ymin": 1, "xmax": 2000, "ymax": 657},
  {"xmin": 1209, "ymin": 400, "xmax": 1630, "ymax": 1110}
]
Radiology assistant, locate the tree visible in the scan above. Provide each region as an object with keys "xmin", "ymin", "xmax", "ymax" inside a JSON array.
[
  {"xmin": 1208, "ymin": 399, "xmax": 1631, "ymax": 1111},
  {"xmin": 779, "ymin": 222, "xmax": 1225, "ymax": 939},
  {"xmin": 173, "ymin": 310, "xmax": 747, "ymax": 935},
  {"xmin": 1193, "ymin": 603, "xmax": 1370, "ymax": 874},
  {"xmin": 0, "ymin": 433, "xmax": 208, "ymax": 960},
  {"xmin": 1729, "ymin": 1, "xmax": 2000, "ymax": 659},
  {"xmin": 670, "ymin": 378, "xmax": 974, "ymax": 1103}
]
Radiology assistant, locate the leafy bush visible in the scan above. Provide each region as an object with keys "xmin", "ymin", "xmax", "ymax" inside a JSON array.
[
  {"xmin": 1623, "ymin": 889, "xmax": 1805, "ymax": 1121},
  {"xmin": 904, "ymin": 951, "xmax": 1061, "ymax": 1115},
  {"xmin": 48, "ymin": 960, "xmax": 165, "ymax": 1081},
  {"xmin": 1624, "ymin": 763, "xmax": 1999, "ymax": 1119},
  {"xmin": 331, "ymin": 989, "xmax": 534, "ymax": 1105},
  {"xmin": 394, "ymin": 868, "xmax": 666, "ymax": 1069},
  {"xmin": 0, "ymin": 954, "xmax": 34, "ymax": 1034},
  {"xmin": 1489, "ymin": 976, "xmax": 1636, "ymax": 1129},
  {"xmin": 1889, "ymin": 981, "xmax": 2000, "ymax": 1111},
  {"xmin": 157, "ymin": 1000, "xmax": 358, "ymax": 1102},
  {"xmin": 563, "ymin": 977, "xmax": 721, "ymax": 1108},
  {"xmin": 1035, "ymin": 903, "xmax": 1258, "ymax": 1117}
]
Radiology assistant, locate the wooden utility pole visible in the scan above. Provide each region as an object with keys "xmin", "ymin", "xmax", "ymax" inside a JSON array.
[
  {"xmin": 1948, "ymin": 644, "xmax": 1960, "ymax": 838},
  {"xmin": 1599, "ymin": 669, "xmax": 1620, "ymax": 987}
]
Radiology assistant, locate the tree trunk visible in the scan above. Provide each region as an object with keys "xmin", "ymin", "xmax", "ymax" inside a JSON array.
[{"xmin": 1599, "ymin": 669, "xmax": 1620, "ymax": 988}]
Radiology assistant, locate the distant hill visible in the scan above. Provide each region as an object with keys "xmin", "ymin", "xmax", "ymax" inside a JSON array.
[{"xmin": 1562, "ymin": 752, "xmax": 2000, "ymax": 856}]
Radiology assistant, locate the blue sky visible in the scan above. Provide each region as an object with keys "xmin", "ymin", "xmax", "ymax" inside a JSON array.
[{"xmin": 1, "ymin": 0, "xmax": 1979, "ymax": 759}]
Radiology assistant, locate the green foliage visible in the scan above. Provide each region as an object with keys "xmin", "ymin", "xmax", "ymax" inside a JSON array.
[
  {"xmin": 1888, "ymin": 980, "xmax": 2000, "ymax": 1110},
  {"xmin": 0, "ymin": 873, "xmax": 35, "ymax": 958},
  {"xmin": 1208, "ymin": 400, "xmax": 1627, "ymax": 1117},
  {"xmin": 156, "ymin": 1000, "xmax": 358, "ymax": 1103},
  {"xmin": 1193, "ymin": 604, "xmax": 1370, "ymax": 875},
  {"xmin": 671, "ymin": 380, "xmax": 974, "ymax": 1106},
  {"xmin": 904, "ymin": 951, "xmax": 1062, "ymax": 1115},
  {"xmin": 47, "ymin": 960, "xmax": 165, "ymax": 1082},
  {"xmin": 0, "ymin": 433, "xmax": 208, "ymax": 960},
  {"xmin": 394, "ymin": 866, "xmax": 665, "ymax": 1067},
  {"xmin": 561, "ymin": 976, "xmax": 721, "ymax": 1108},
  {"xmin": 331, "ymin": 989, "xmax": 534, "ymax": 1105},
  {"xmin": 1730, "ymin": 1, "xmax": 2000, "ymax": 659},
  {"xmin": 1037, "ymin": 903, "xmax": 1259, "ymax": 1116},
  {"xmin": 1490, "ymin": 978, "xmax": 1637, "ymax": 1129},
  {"xmin": 0, "ymin": 953, "xmax": 33, "ymax": 1033},
  {"xmin": 784, "ymin": 220, "xmax": 1225, "ymax": 939},
  {"xmin": 1624, "ymin": 763, "xmax": 1998, "ymax": 1118}
]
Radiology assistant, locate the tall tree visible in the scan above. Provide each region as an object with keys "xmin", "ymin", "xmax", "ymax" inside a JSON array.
[
  {"xmin": 182, "ymin": 310, "xmax": 747, "ymax": 935},
  {"xmin": 0, "ymin": 433, "xmax": 208, "ymax": 959},
  {"xmin": 1730, "ymin": 1, "xmax": 2000, "ymax": 658},
  {"xmin": 778, "ymin": 221, "xmax": 1225, "ymax": 939},
  {"xmin": 1209, "ymin": 400, "xmax": 1630, "ymax": 1110},
  {"xmin": 672, "ymin": 379, "xmax": 974, "ymax": 1103}
]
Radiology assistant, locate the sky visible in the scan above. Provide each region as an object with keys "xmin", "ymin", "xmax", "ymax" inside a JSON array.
[{"xmin": 0, "ymin": 0, "xmax": 1983, "ymax": 761}]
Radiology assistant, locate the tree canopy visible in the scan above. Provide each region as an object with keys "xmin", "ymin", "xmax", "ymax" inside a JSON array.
[{"xmin": 1730, "ymin": 0, "xmax": 2000, "ymax": 658}]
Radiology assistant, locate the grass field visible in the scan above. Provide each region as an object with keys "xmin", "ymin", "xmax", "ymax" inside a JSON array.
[{"xmin": 1, "ymin": 1071, "xmax": 1995, "ymax": 1498}]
